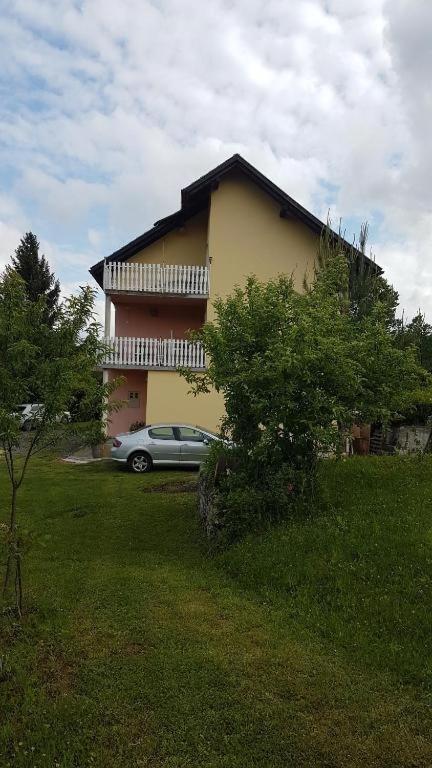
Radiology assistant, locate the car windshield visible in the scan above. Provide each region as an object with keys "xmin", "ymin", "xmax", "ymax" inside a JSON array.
[{"xmin": 14, "ymin": 405, "xmax": 27, "ymax": 414}]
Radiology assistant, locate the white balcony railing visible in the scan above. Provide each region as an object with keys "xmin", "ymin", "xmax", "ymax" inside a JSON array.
[
  {"xmin": 103, "ymin": 337, "xmax": 206, "ymax": 369},
  {"xmin": 103, "ymin": 262, "xmax": 209, "ymax": 296}
]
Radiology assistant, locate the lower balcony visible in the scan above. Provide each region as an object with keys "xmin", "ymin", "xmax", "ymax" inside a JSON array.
[{"xmin": 103, "ymin": 336, "xmax": 205, "ymax": 370}]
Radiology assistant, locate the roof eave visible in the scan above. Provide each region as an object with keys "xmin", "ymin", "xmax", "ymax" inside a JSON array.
[{"xmin": 89, "ymin": 153, "xmax": 381, "ymax": 284}]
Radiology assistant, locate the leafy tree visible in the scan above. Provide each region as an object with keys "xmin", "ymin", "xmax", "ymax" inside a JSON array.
[
  {"xmin": 11, "ymin": 232, "xmax": 60, "ymax": 326},
  {"xmin": 314, "ymin": 221, "xmax": 399, "ymax": 329},
  {"xmin": 391, "ymin": 312, "xmax": 432, "ymax": 424},
  {"xmin": 394, "ymin": 312, "xmax": 432, "ymax": 372},
  {"xmin": 0, "ymin": 271, "xmax": 120, "ymax": 616},
  {"xmin": 184, "ymin": 244, "xmax": 430, "ymax": 542}
]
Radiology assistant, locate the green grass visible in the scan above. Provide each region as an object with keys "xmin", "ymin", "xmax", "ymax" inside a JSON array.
[{"xmin": 1, "ymin": 456, "xmax": 432, "ymax": 767}]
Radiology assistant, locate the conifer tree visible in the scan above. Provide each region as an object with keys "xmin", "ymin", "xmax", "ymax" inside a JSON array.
[{"xmin": 11, "ymin": 232, "xmax": 60, "ymax": 326}]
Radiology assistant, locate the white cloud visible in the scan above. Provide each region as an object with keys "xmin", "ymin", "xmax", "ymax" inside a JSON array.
[
  {"xmin": 0, "ymin": 221, "xmax": 23, "ymax": 273},
  {"xmin": 0, "ymin": 0, "xmax": 431, "ymax": 319}
]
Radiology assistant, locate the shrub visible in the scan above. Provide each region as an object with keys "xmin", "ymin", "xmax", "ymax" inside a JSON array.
[
  {"xmin": 129, "ymin": 420, "xmax": 146, "ymax": 432},
  {"xmin": 185, "ymin": 234, "xmax": 432, "ymax": 544},
  {"xmin": 200, "ymin": 443, "xmax": 306, "ymax": 545}
]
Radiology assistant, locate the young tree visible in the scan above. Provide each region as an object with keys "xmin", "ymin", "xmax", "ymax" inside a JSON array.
[
  {"xmin": 11, "ymin": 232, "xmax": 60, "ymax": 326},
  {"xmin": 0, "ymin": 271, "xmax": 119, "ymax": 616},
  {"xmin": 183, "ymin": 244, "xmax": 431, "ymax": 541}
]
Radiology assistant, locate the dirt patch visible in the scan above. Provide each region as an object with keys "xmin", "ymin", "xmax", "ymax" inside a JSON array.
[
  {"xmin": 142, "ymin": 480, "xmax": 198, "ymax": 494},
  {"xmin": 37, "ymin": 645, "xmax": 75, "ymax": 699},
  {"xmin": 122, "ymin": 642, "xmax": 147, "ymax": 656}
]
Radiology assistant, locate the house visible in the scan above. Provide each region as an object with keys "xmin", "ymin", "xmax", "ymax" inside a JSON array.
[{"xmin": 90, "ymin": 154, "xmax": 377, "ymax": 435}]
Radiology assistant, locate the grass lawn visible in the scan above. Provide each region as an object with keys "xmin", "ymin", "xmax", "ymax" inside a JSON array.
[{"xmin": 1, "ymin": 455, "xmax": 432, "ymax": 767}]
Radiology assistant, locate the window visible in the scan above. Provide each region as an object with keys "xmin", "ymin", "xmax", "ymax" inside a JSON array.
[
  {"xmin": 178, "ymin": 427, "xmax": 205, "ymax": 442},
  {"xmin": 128, "ymin": 391, "xmax": 140, "ymax": 409},
  {"xmin": 148, "ymin": 426, "xmax": 175, "ymax": 440}
]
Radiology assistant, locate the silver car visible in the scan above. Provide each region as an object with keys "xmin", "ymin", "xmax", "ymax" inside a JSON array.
[{"xmin": 111, "ymin": 423, "xmax": 221, "ymax": 473}]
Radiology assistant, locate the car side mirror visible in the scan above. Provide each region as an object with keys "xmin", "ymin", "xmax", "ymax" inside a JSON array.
[{"xmin": 203, "ymin": 438, "xmax": 209, "ymax": 445}]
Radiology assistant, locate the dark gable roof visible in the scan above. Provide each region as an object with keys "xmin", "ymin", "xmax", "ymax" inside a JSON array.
[{"xmin": 90, "ymin": 153, "xmax": 380, "ymax": 287}]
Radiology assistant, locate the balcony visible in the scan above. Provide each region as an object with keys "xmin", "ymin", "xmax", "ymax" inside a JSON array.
[
  {"xmin": 103, "ymin": 262, "xmax": 209, "ymax": 297},
  {"xmin": 103, "ymin": 336, "xmax": 206, "ymax": 370}
]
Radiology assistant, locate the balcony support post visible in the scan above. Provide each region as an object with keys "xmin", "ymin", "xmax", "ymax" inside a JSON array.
[{"xmin": 104, "ymin": 295, "xmax": 112, "ymax": 337}]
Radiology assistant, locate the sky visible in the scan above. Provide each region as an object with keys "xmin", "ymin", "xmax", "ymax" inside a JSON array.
[{"xmin": 0, "ymin": 0, "xmax": 431, "ymax": 324}]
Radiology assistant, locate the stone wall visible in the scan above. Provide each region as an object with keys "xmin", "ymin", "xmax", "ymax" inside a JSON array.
[{"xmin": 197, "ymin": 468, "xmax": 223, "ymax": 540}]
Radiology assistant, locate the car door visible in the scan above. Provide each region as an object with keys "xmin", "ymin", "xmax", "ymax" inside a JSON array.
[
  {"xmin": 31, "ymin": 404, "xmax": 44, "ymax": 422},
  {"xmin": 146, "ymin": 426, "xmax": 181, "ymax": 463},
  {"xmin": 176, "ymin": 427, "xmax": 210, "ymax": 463}
]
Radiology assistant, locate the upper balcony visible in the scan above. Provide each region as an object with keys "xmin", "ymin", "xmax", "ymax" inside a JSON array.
[{"xmin": 103, "ymin": 262, "xmax": 209, "ymax": 298}]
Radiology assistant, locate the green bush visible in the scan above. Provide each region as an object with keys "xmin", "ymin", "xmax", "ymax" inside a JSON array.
[
  {"xmin": 129, "ymin": 420, "xmax": 146, "ymax": 432},
  {"xmin": 201, "ymin": 444, "xmax": 307, "ymax": 544},
  {"xmin": 186, "ymin": 233, "xmax": 432, "ymax": 543}
]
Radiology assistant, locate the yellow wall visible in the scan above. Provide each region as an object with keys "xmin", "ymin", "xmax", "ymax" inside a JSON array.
[
  {"xmin": 207, "ymin": 171, "xmax": 318, "ymax": 320},
  {"xmin": 146, "ymin": 370, "xmax": 225, "ymax": 433},
  {"xmin": 129, "ymin": 209, "xmax": 208, "ymax": 267},
  {"xmin": 125, "ymin": 169, "xmax": 321, "ymax": 432}
]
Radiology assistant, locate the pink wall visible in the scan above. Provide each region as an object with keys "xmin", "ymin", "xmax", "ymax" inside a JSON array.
[
  {"xmin": 115, "ymin": 301, "xmax": 205, "ymax": 338},
  {"xmin": 107, "ymin": 369, "xmax": 147, "ymax": 436}
]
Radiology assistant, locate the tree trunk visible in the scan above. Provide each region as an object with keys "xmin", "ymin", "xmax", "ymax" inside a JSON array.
[{"xmin": 2, "ymin": 483, "xmax": 22, "ymax": 617}]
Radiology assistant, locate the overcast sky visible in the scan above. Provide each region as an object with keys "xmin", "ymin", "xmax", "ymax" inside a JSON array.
[{"xmin": 0, "ymin": 0, "xmax": 431, "ymax": 322}]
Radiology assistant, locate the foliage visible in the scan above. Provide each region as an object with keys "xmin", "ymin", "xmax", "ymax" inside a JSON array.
[
  {"xmin": 388, "ymin": 313, "xmax": 432, "ymax": 423},
  {"xmin": 394, "ymin": 311, "xmax": 432, "ymax": 372},
  {"xmin": 68, "ymin": 372, "xmax": 104, "ymax": 422},
  {"xmin": 10, "ymin": 232, "xmax": 60, "ymax": 327},
  {"xmin": 85, "ymin": 420, "xmax": 108, "ymax": 448},
  {"xmin": 200, "ymin": 441, "xmax": 305, "ymax": 544},
  {"xmin": 129, "ymin": 420, "xmax": 146, "ymax": 432},
  {"xmin": 184, "ymin": 241, "xmax": 431, "ymax": 540},
  {"xmin": 0, "ymin": 271, "xmax": 121, "ymax": 615},
  {"xmin": 1, "ymin": 457, "xmax": 432, "ymax": 767},
  {"xmin": 314, "ymin": 221, "xmax": 399, "ymax": 328},
  {"xmin": 318, "ymin": 222, "xmax": 432, "ymax": 420}
]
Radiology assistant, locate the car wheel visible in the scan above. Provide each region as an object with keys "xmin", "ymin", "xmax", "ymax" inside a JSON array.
[
  {"xmin": 23, "ymin": 419, "xmax": 32, "ymax": 432},
  {"xmin": 128, "ymin": 451, "xmax": 152, "ymax": 473}
]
